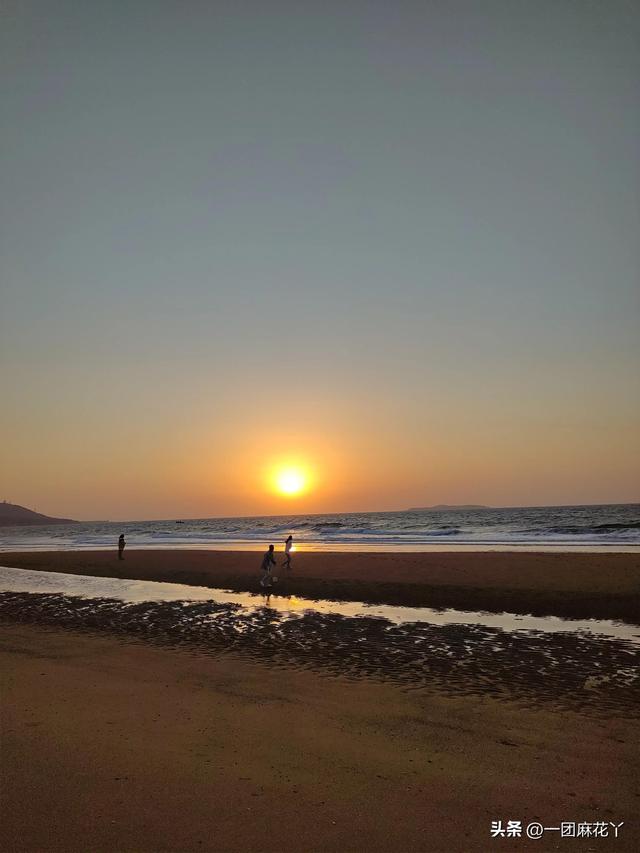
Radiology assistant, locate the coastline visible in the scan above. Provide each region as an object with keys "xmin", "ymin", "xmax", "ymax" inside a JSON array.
[
  {"xmin": 2, "ymin": 542, "xmax": 639, "ymax": 553},
  {"xmin": 3, "ymin": 550, "xmax": 639, "ymax": 851},
  {"xmin": 2, "ymin": 549, "xmax": 639, "ymax": 622}
]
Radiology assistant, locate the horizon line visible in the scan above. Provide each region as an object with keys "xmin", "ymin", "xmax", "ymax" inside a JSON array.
[{"xmin": 70, "ymin": 500, "xmax": 640, "ymax": 524}]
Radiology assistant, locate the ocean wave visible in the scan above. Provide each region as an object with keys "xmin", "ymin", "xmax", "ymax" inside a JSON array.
[
  {"xmin": 532, "ymin": 522, "xmax": 640, "ymax": 536},
  {"xmin": 1, "ymin": 505, "xmax": 638, "ymax": 550}
]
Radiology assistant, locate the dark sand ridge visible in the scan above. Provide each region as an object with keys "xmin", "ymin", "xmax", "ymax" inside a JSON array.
[
  {"xmin": 1, "ymin": 590, "xmax": 637, "ymax": 716},
  {"xmin": 3, "ymin": 549, "xmax": 640, "ymax": 621}
]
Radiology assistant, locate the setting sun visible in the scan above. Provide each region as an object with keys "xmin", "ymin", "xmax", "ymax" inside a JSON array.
[
  {"xmin": 274, "ymin": 467, "xmax": 307, "ymax": 497},
  {"xmin": 263, "ymin": 457, "xmax": 315, "ymax": 500}
]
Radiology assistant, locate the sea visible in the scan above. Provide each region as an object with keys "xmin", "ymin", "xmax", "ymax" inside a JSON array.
[{"xmin": 0, "ymin": 504, "xmax": 638, "ymax": 552}]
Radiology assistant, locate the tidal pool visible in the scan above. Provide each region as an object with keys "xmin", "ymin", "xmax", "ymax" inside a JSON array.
[{"xmin": 1, "ymin": 565, "xmax": 638, "ymax": 645}]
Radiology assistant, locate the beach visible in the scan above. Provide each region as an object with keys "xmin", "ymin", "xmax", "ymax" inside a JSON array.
[
  {"xmin": 2, "ymin": 623, "xmax": 638, "ymax": 852},
  {"xmin": 1, "ymin": 550, "xmax": 639, "ymax": 851},
  {"xmin": 4, "ymin": 0, "xmax": 638, "ymax": 849},
  {"xmin": 2, "ymin": 548, "xmax": 639, "ymax": 621}
]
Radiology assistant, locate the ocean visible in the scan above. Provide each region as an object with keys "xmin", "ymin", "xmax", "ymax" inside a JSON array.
[{"xmin": 0, "ymin": 503, "xmax": 638, "ymax": 552}]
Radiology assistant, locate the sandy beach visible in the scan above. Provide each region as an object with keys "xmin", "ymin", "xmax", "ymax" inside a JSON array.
[
  {"xmin": 2, "ymin": 549, "xmax": 639, "ymax": 621},
  {"xmin": 2, "ymin": 623, "xmax": 638, "ymax": 852},
  {"xmin": 1, "ymin": 550, "xmax": 638, "ymax": 851}
]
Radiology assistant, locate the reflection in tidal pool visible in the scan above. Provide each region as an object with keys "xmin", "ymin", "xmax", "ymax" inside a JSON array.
[
  {"xmin": 2, "ymin": 566, "xmax": 639, "ymax": 716},
  {"xmin": 1, "ymin": 565, "xmax": 638, "ymax": 644}
]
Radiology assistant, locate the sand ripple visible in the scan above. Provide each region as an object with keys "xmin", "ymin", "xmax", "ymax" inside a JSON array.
[{"xmin": 1, "ymin": 592, "xmax": 638, "ymax": 717}]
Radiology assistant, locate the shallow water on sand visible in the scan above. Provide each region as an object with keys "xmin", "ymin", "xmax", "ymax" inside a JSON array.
[
  {"xmin": 1, "ymin": 566, "xmax": 638, "ymax": 644},
  {"xmin": 2, "ymin": 566, "xmax": 639, "ymax": 716}
]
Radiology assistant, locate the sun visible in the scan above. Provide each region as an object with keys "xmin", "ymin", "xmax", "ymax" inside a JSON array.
[
  {"xmin": 274, "ymin": 467, "xmax": 307, "ymax": 497},
  {"xmin": 264, "ymin": 456, "xmax": 315, "ymax": 499}
]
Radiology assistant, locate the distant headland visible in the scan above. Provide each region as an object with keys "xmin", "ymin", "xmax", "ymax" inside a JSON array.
[
  {"xmin": 0, "ymin": 502, "xmax": 76, "ymax": 527},
  {"xmin": 407, "ymin": 504, "xmax": 490, "ymax": 512}
]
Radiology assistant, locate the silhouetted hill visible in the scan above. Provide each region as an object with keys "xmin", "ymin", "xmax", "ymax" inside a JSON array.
[
  {"xmin": 0, "ymin": 502, "xmax": 76, "ymax": 526},
  {"xmin": 407, "ymin": 504, "xmax": 490, "ymax": 512}
]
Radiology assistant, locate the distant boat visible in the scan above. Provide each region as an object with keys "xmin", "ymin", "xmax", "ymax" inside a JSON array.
[{"xmin": 175, "ymin": 520, "xmax": 185, "ymax": 524}]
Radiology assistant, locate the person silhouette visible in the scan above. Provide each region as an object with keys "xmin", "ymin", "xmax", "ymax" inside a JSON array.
[
  {"xmin": 118, "ymin": 534, "xmax": 126, "ymax": 560},
  {"xmin": 283, "ymin": 535, "xmax": 293, "ymax": 570},
  {"xmin": 260, "ymin": 544, "xmax": 276, "ymax": 587}
]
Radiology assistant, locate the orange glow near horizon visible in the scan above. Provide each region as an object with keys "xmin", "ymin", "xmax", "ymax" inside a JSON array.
[{"xmin": 3, "ymin": 390, "xmax": 638, "ymax": 521}]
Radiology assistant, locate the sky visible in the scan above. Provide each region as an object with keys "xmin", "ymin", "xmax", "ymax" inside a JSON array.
[{"xmin": 1, "ymin": 0, "xmax": 638, "ymax": 521}]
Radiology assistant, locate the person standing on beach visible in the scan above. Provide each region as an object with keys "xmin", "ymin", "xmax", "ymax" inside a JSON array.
[
  {"xmin": 260, "ymin": 544, "xmax": 276, "ymax": 587},
  {"xmin": 283, "ymin": 535, "xmax": 293, "ymax": 570},
  {"xmin": 118, "ymin": 534, "xmax": 126, "ymax": 560}
]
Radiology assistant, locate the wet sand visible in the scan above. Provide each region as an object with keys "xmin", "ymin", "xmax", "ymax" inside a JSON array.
[
  {"xmin": 2, "ymin": 551, "xmax": 638, "ymax": 850},
  {"xmin": 2, "ymin": 549, "xmax": 639, "ymax": 621},
  {"xmin": 1, "ymin": 590, "xmax": 638, "ymax": 716},
  {"xmin": 1, "ymin": 623, "xmax": 638, "ymax": 853}
]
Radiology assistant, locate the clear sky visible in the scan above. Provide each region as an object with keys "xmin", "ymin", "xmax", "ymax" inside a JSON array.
[{"xmin": 1, "ymin": 1, "xmax": 638, "ymax": 520}]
